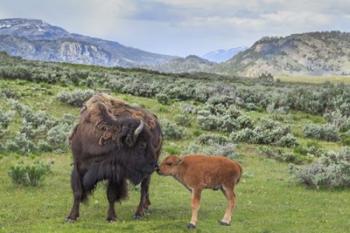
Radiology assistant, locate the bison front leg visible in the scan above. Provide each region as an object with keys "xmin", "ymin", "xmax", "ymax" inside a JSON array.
[
  {"xmin": 106, "ymin": 179, "xmax": 127, "ymax": 222},
  {"xmin": 134, "ymin": 175, "xmax": 151, "ymax": 219},
  {"xmin": 66, "ymin": 166, "xmax": 84, "ymax": 222},
  {"xmin": 106, "ymin": 181, "xmax": 118, "ymax": 222}
]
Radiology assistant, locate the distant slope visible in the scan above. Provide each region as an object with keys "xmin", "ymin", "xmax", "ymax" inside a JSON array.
[
  {"xmin": 201, "ymin": 47, "xmax": 246, "ymax": 63},
  {"xmin": 217, "ymin": 31, "xmax": 350, "ymax": 76},
  {"xmin": 0, "ymin": 18, "xmax": 174, "ymax": 67},
  {"xmin": 150, "ymin": 55, "xmax": 215, "ymax": 73}
]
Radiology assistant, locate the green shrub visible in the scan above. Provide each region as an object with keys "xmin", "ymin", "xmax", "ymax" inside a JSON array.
[
  {"xmin": 57, "ymin": 89, "xmax": 95, "ymax": 107},
  {"xmin": 275, "ymin": 133, "xmax": 298, "ymax": 147},
  {"xmin": 230, "ymin": 119, "xmax": 297, "ymax": 147},
  {"xmin": 303, "ymin": 124, "xmax": 340, "ymax": 142},
  {"xmin": 196, "ymin": 134, "xmax": 229, "ymax": 145},
  {"xmin": 324, "ymin": 110, "xmax": 350, "ymax": 132},
  {"xmin": 174, "ymin": 114, "xmax": 192, "ymax": 126},
  {"xmin": 37, "ymin": 140, "xmax": 53, "ymax": 152},
  {"xmin": 289, "ymin": 147, "xmax": 350, "ymax": 188},
  {"xmin": 0, "ymin": 111, "xmax": 14, "ymax": 128},
  {"xmin": 8, "ymin": 161, "xmax": 52, "ymax": 186},
  {"xmin": 47, "ymin": 123, "xmax": 71, "ymax": 151},
  {"xmin": 5, "ymin": 133, "xmax": 37, "ymax": 154},
  {"xmin": 258, "ymin": 146, "xmax": 305, "ymax": 164},
  {"xmin": 161, "ymin": 120, "xmax": 185, "ymax": 140},
  {"xmin": 185, "ymin": 142, "xmax": 237, "ymax": 159},
  {"xmin": 156, "ymin": 93, "xmax": 170, "ymax": 105}
]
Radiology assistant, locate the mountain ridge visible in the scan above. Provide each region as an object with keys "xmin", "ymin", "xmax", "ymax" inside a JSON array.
[
  {"xmin": 201, "ymin": 47, "xmax": 246, "ymax": 63},
  {"xmin": 0, "ymin": 18, "xmax": 175, "ymax": 67},
  {"xmin": 216, "ymin": 31, "xmax": 350, "ymax": 76}
]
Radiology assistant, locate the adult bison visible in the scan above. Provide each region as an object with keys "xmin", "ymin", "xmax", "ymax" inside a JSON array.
[{"xmin": 66, "ymin": 93, "xmax": 162, "ymax": 222}]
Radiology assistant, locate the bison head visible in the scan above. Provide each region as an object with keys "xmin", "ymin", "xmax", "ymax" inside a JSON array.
[
  {"xmin": 93, "ymin": 103, "xmax": 158, "ymax": 184},
  {"xmin": 95, "ymin": 102, "xmax": 145, "ymax": 147}
]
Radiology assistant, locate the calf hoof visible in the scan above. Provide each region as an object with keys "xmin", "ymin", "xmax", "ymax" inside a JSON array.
[
  {"xmin": 187, "ymin": 223, "xmax": 196, "ymax": 229},
  {"xmin": 218, "ymin": 220, "xmax": 231, "ymax": 226}
]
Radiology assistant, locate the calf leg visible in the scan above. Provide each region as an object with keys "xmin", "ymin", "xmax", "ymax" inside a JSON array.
[
  {"xmin": 66, "ymin": 166, "xmax": 84, "ymax": 222},
  {"xmin": 134, "ymin": 175, "xmax": 151, "ymax": 219},
  {"xmin": 187, "ymin": 188, "xmax": 202, "ymax": 229},
  {"xmin": 219, "ymin": 185, "xmax": 236, "ymax": 226}
]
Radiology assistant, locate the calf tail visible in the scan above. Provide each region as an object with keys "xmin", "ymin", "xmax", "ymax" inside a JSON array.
[{"xmin": 236, "ymin": 163, "xmax": 243, "ymax": 184}]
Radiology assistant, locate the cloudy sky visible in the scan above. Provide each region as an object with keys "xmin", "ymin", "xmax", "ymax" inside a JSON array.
[{"xmin": 0, "ymin": 0, "xmax": 349, "ymax": 56}]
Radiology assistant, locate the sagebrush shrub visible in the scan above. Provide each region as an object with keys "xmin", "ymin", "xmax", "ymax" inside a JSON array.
[
  {"xmin": 324, "ymin": 110, "xmax": 350, "ymax": 132},
  {"xmin": 57, "ymin": 89, "xmax": 95, "ymax": 107},
  {"xmin": 0, "ymin": 111, "xmax": 14, "ymax": 128},
  {"xmin": 8, "ymin": 161, "xmax": 52, "ymax": 186},
  {"xmin": 230, "ymin": 119, "xmax": 297, "ymax": 147},
  {"xmin": 5, "ymin": 133, "xmax": 37, "ymax": 154},
  {"xmin": 258, "ymin": 146, "xmax": 305, "ymax": 164},
  {"xmin": 156, "ymin": 93, "xmax": 170, "ymax": 105},
  {"xmin": 47, "ymin": 123, "xmax": 71, "ymax": 150},
  {"xmin": 289, "ymin": 147, "xmax": 350, "ymax": 188},
  {"xmin": 185, "ymin": 142, "xmax": 237, "ymax": 159},
  {"xmin": 174, "ymin": 114, "xmax": 192, "ymax": 127},
  {"xmin": 161, "ymin": 120, "xmax": 185, "ymax": 140},
  {"xmin": 303, "ymin": 124, "xmax": 340, "ymax": 141},
  {"xmin": 196, "ymin": 134, "xmax": 229, "ymax": 145}
]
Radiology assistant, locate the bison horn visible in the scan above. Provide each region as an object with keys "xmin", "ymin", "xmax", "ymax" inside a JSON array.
[{"xmin": 134, "ymin": 120, "xmax": 144, "ymax": 137}]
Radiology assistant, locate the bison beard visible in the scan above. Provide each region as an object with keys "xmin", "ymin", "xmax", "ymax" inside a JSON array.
[{"xmin": 66, "ymin": 94, "xmax": 162, "ymax": 222}]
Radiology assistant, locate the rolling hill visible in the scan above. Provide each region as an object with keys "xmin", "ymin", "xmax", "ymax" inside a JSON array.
[{"xmin": 217, "ymin": 31, "xmax": 350, "ymax": 76}]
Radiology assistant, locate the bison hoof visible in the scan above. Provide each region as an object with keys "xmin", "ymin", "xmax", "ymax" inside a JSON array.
[
  {"xmin": 218, "ymin": 220, "xmax": 231, "ymax": 226},
  {"xmin": 106, "ymin": 217, "xmax": 117, "ymax": 223},
  {"xmin": 65, "ymin": 217, "xmax": 78, "ymax": 223},
  {"xmin": 187, "ymin": 223, "xmax": 196, "ymax": 229},
  {"xmin": 133, "ymin": 213, "xmax": 144, "ymax": 220}
]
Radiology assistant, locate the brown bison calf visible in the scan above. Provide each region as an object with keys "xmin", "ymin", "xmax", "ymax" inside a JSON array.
[{"xmin": 158, "ymin": 154, "xmax": 242, "ymax": 229}]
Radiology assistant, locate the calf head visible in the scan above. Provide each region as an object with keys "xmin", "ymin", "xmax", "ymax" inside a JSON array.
[{"xmin": 158, "ymin": 155, "xmax": 183, "ymax": 176}]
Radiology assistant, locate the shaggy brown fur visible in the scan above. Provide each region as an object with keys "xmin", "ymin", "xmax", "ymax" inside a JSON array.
[
  {"xmin": 67, "ymin": 93, "xmax": 162, "ymax": 222},
  {"xmin": 158, "ymin": 154, "xmax": 242, "ymax": 229}
]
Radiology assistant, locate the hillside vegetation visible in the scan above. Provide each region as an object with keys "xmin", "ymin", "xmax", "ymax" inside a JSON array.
[
  {"xmin": 218, "ymin": 31, "xmax": 350, "ymax": 76},
  {"xmin": 1, "ymin": 53, "xmax": 350, "ymax": 232}
]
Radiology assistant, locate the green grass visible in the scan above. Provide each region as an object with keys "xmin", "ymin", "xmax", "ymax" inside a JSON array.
[
  {"xmin": 276, "ymin": 75, "xmax": 350, "ymax": 84},
  {"xmin": 1, "ymin": 79, "xmax": 350, "ymax": 232},
  {"xmin": 1, "ymin": 152, "xmax": 350, "ymax": 233}
]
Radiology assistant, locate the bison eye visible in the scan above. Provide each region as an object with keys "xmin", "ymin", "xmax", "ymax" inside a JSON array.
[{"xmin": 166, "ymin": 162, "xmax": 172, "ymax": 166}]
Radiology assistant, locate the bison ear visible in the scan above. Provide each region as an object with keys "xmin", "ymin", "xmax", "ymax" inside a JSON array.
[{"xmin": 120, "ymin": 119, "xmax": 145, "ymax": 147}]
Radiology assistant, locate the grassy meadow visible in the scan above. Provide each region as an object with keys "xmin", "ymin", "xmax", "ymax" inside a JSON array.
[{"xmin": 1, "ymin": 55, "xmax": 350, "ymax": 233}]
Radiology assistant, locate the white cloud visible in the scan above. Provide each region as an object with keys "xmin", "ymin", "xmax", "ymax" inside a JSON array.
[{"xmin": 0, "ymin": 0, "xmax": 349, "ymax": 56}]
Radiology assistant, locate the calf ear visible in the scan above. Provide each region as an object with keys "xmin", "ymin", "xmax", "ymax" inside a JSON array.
[{"xmin": 176, "ymin": 158, "xmax": 184, "ymax": 165}]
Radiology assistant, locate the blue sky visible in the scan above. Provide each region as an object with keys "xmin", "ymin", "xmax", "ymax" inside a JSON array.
[{"xmin": 0, "ymin": 0, "xmax": 349, "ymax": 56}]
